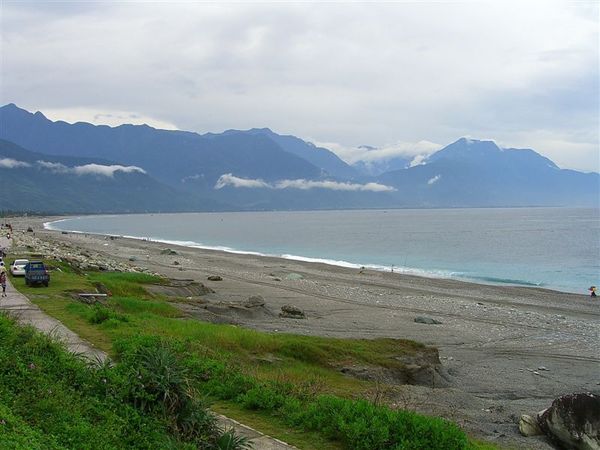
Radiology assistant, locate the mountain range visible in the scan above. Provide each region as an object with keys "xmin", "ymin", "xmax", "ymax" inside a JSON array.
[{"xmin": 0, "ymin": 103, "xmax": 597, "ymax": 213}]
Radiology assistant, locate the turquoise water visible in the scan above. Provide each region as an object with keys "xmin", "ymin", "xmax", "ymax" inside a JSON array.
[{"xmin": 46, "ymin": 208, "xmax": 600, "ymax": 294}]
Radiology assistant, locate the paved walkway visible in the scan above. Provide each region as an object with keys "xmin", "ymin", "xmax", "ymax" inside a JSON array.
[{"xmin": 0, "ymin": 236, "xmax": 295, "ymax": 449}]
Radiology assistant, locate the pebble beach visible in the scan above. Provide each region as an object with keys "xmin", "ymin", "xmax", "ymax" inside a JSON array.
[{"xmin": 9, "ymin": 216, "xmax": 600, "ymax": 449}]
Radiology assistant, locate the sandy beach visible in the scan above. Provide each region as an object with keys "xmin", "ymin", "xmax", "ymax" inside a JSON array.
[{"xmin": 10, "ymin": 216, "xmax": 600, "ymax": 449}]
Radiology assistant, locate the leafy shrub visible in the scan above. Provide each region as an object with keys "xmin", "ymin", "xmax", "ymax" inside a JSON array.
[
  {"xmin": 216, "ymin": 428, "xmax": 254, "ymax": 450},
  {"xmin": 239, "ymin": 386, "xmax": 287, "ymax": 411},
  {"xmin": 88, "ymin": 304, "xmax": 128, "ymax": 325},
  {"xmin": 88, "ymin": 305, "xmax": 111, "ymax": 324},
  {"xmin": 281, "ymin": 395, "xmax": 468, "ymax": 450},
  {"xmin": 115, "ymin": 338, "xmax": 251, "ymax": 448}
]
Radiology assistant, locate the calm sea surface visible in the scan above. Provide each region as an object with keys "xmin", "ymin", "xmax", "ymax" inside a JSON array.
[{"xmin": 46, "ymin": 208, "xmax": 599, "ymax": 294}]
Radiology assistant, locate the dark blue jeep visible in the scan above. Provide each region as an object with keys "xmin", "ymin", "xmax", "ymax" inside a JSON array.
[{"xmin": 24, "ymin": 261, "xmax": 50, "ymax": 287}]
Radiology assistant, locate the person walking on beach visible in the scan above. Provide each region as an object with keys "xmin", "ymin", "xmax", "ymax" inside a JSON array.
[{"xmin": 590, "ymin": 286, "xmax": 597, "ymax": 298}]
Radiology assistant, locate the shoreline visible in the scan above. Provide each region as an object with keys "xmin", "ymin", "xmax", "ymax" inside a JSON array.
[
  {"xmin": 42, "ymin": 215, "xmax": 582, "ymax": 296},
  {"xmin": 10, "ymin": 216, "xmax": 600, "ymax": 449}
]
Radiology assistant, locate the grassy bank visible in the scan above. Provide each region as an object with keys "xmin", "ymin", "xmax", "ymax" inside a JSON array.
[
  {"xmin": 0, "ymin": 314, "xmax": 249, "ymax": 449},
  {"xmin": 7, "ymin": 258, "xmax": 489, "ymax": 449}
]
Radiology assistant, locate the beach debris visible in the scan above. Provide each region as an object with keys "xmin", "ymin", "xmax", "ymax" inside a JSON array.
[
  {"xmin": 244, "ymin": 295, "xmax": 265, "ymax": 308},
  {"xmin": 207, "ymin": 275, "xmax": 223, "ymax": 281},
  {"xmin": 537, "ymin": 393, "xmax": 600, "ymax": 449},
  {"xmin": 279, "ymin": 304, "xmax": 306, "ymax": 319},
  {"xmin": 284, "ymin": 273, "xmax": 304, "ymax": 281},
  {"xmin": 173, "ymin": 260, "xmax": 180, "ymax": 265},
  {"xmin": 92, "ymin": 282, "xmax": 112, "ymax": 296},
  {"xmin": 272, "ymin": 277, "xmax": 281, "ymax": 282},
  {"xmin": 538, "ymin": 366, "xmax": 549, "ymax": 371},
  {"xmin": 128, "ymin": 256, "xmax": 137, "ymax": 261},
  {"xmin": 27, "ymin": 227, "xmax": 33, "ymax": 232},
  {"xmin": 74, "ymin": 293, "xmax": 108, "ymax": 305},
  {"xmin": 160, "ymin": 248, "xmax": 178, "ymax": 255},
  {"xmin": 414, "ymin": 316, "xmax": 442, "ymax": 325}
]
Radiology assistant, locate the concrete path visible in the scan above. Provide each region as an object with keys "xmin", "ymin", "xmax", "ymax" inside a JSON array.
[
  {"xmin": 0, "ymin": 236, "xmax": 296, "ymax": 449},
  {"xmin": 0, "ymin": 264, "xmax": 108, "ymax": 363}
]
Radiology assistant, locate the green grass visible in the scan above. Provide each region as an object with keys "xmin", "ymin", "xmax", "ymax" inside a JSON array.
[
  {"xmin": 213, "ymin": 401, "xmax": 344, "ymax": 450},
  {"xmin": 6, "ymin": 257, "xmax": 496, "ymax": 449},
  {"xmin": 0, "ymin": 314, "xmax": 238, "ymax": 449}
]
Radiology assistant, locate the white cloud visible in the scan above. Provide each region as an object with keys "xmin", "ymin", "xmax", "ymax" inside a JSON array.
[
  {"xmin": 409, "ymin": 154, "xmax": 429, "ymax": 168},
  {"xmin": 0, "ymin": 158, "xmax": 31, "ymax": 168},
  {"xmin": 215, "ymin": 174, "xmax": 396, "ymax": 192},
  {"xmin": 215, "ymin": 173, "xmax": 270, "ymax": 189},
  {"xmin": 41, "ymin": 107, "xmax": 179, "ymax": 130},
  {"xmin": 37, "ymin": 160, "xmax": 69, "ymax": 172},
  {"xmin": 427, "ymin": 175, "xmax": 441, "ymax": 185},
  {"xmin": 315, "ymin": 140, "xmax": 443, "ymax": 165},
  {"xmin": 275, "ymin": 179, "xmax": 395, "ymax": 192},
  {"xmin": 72, "ymin": 163, "xmax": 146, "ymax": 176},
  {"xmin": 36, "ymin": 160, "xmax": 146, "ymax": 176}
]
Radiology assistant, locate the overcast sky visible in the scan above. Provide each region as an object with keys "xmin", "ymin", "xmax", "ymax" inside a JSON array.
[{"xmin": 1, "ymin": 1, "xmax": 598, "ymax": 171}]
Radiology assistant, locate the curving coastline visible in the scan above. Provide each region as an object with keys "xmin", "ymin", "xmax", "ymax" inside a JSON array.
[
  {"xmin": 9, "ymin": 215, "xmax": 600, "ymax": 448},
  {"xmin": 42, "ymin": 212, "xmax": 590, "ymax": 294}
]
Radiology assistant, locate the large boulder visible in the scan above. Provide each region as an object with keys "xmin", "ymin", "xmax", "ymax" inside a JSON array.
[
  {"xmin": 414, "ymin": 316, "xmax": 442, "ymax": 325},
  {"xmin": 519, "ymin": 414, "xmax": 543, "ymax": 437},
  {"xmin": 207, "ymin": 275, "xmax": 223, "ymax": 281},
  {"xmin": 538, "ymin": 393, "xmax": 600, "ymax": 450},
  {"xmin": 245, "ymin": 295, "xmax": 266, "ymax": 308},
  {"xmin": 279, "ymin": 304, "xmax": 306, "ymax": 319}
]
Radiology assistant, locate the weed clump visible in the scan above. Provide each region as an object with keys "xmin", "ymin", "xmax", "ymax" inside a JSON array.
[{"xmin": 88, "ymin": 304, "xmax": 128, "ymax": 324}]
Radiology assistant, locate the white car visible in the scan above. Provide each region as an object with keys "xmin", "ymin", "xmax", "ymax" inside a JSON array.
[{"xmin": 10, "ymin": 259, "xmax": 29, "ymax": 276}]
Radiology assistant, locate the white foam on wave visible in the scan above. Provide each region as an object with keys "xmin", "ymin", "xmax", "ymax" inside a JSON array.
[
  {"xmin": 43, "ymin": 219, "xmax": 476, "ymax": 284},
  {"xmin": 145, "ymin": 237, "xmax": 266, "ymax": 257},
  {"xmin": 44, "ymin": 218, "xmax": 76, "ymax": 230}
]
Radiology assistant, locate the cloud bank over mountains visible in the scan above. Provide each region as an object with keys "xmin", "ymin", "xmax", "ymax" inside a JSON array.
[
  {"xmin": 315, "ymin": 140, "xmax": 443, "ymax": 166},
  {"xmin": 0, "ymin": 158, "xmax": 31, "ymax": 169},
  {"xmin": 0, "ymin": 157, "xmax": 146, "ymax": 177},
  {"xmin": 215, "ymin": 174, "xmax": 396, "ymax": 192}
]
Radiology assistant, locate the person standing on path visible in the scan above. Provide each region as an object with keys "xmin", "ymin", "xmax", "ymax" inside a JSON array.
[{"xmin": 0, "ymin": 265, "xmax": 7, "ymax": 297}]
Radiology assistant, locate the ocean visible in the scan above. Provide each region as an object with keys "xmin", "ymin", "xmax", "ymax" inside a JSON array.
[{"xmin": 46, "ymin": 207, "xmax": 599, "ymax": 294}]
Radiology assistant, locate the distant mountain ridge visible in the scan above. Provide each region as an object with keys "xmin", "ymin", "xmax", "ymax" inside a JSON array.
[
  {"xmin": 0, "ymin": 103, "xmax": 597, "ymax": 212},
  {"xmin": 207, "ymin": 128, "xmax": 360, "ymax": 180},
  {"xmin": 378, "ymin": 137, "xmax": 598, "ymax": 207},
  {"xmin": 0, "ymin": 104, "xmax": 324, "ymax": 189},
  {"xmin": 0, "ymin": 139, "xmax": 221, "ymax": 213}
]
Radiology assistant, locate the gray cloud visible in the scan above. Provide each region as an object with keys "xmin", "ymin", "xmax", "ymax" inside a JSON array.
[
  {"xmin": 215, "ymin": 174, "xmax": 396, "ymax": 192},
  {"xmin": 1, "ymin": 2, "xmax": 597, "ymax": 171}
]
